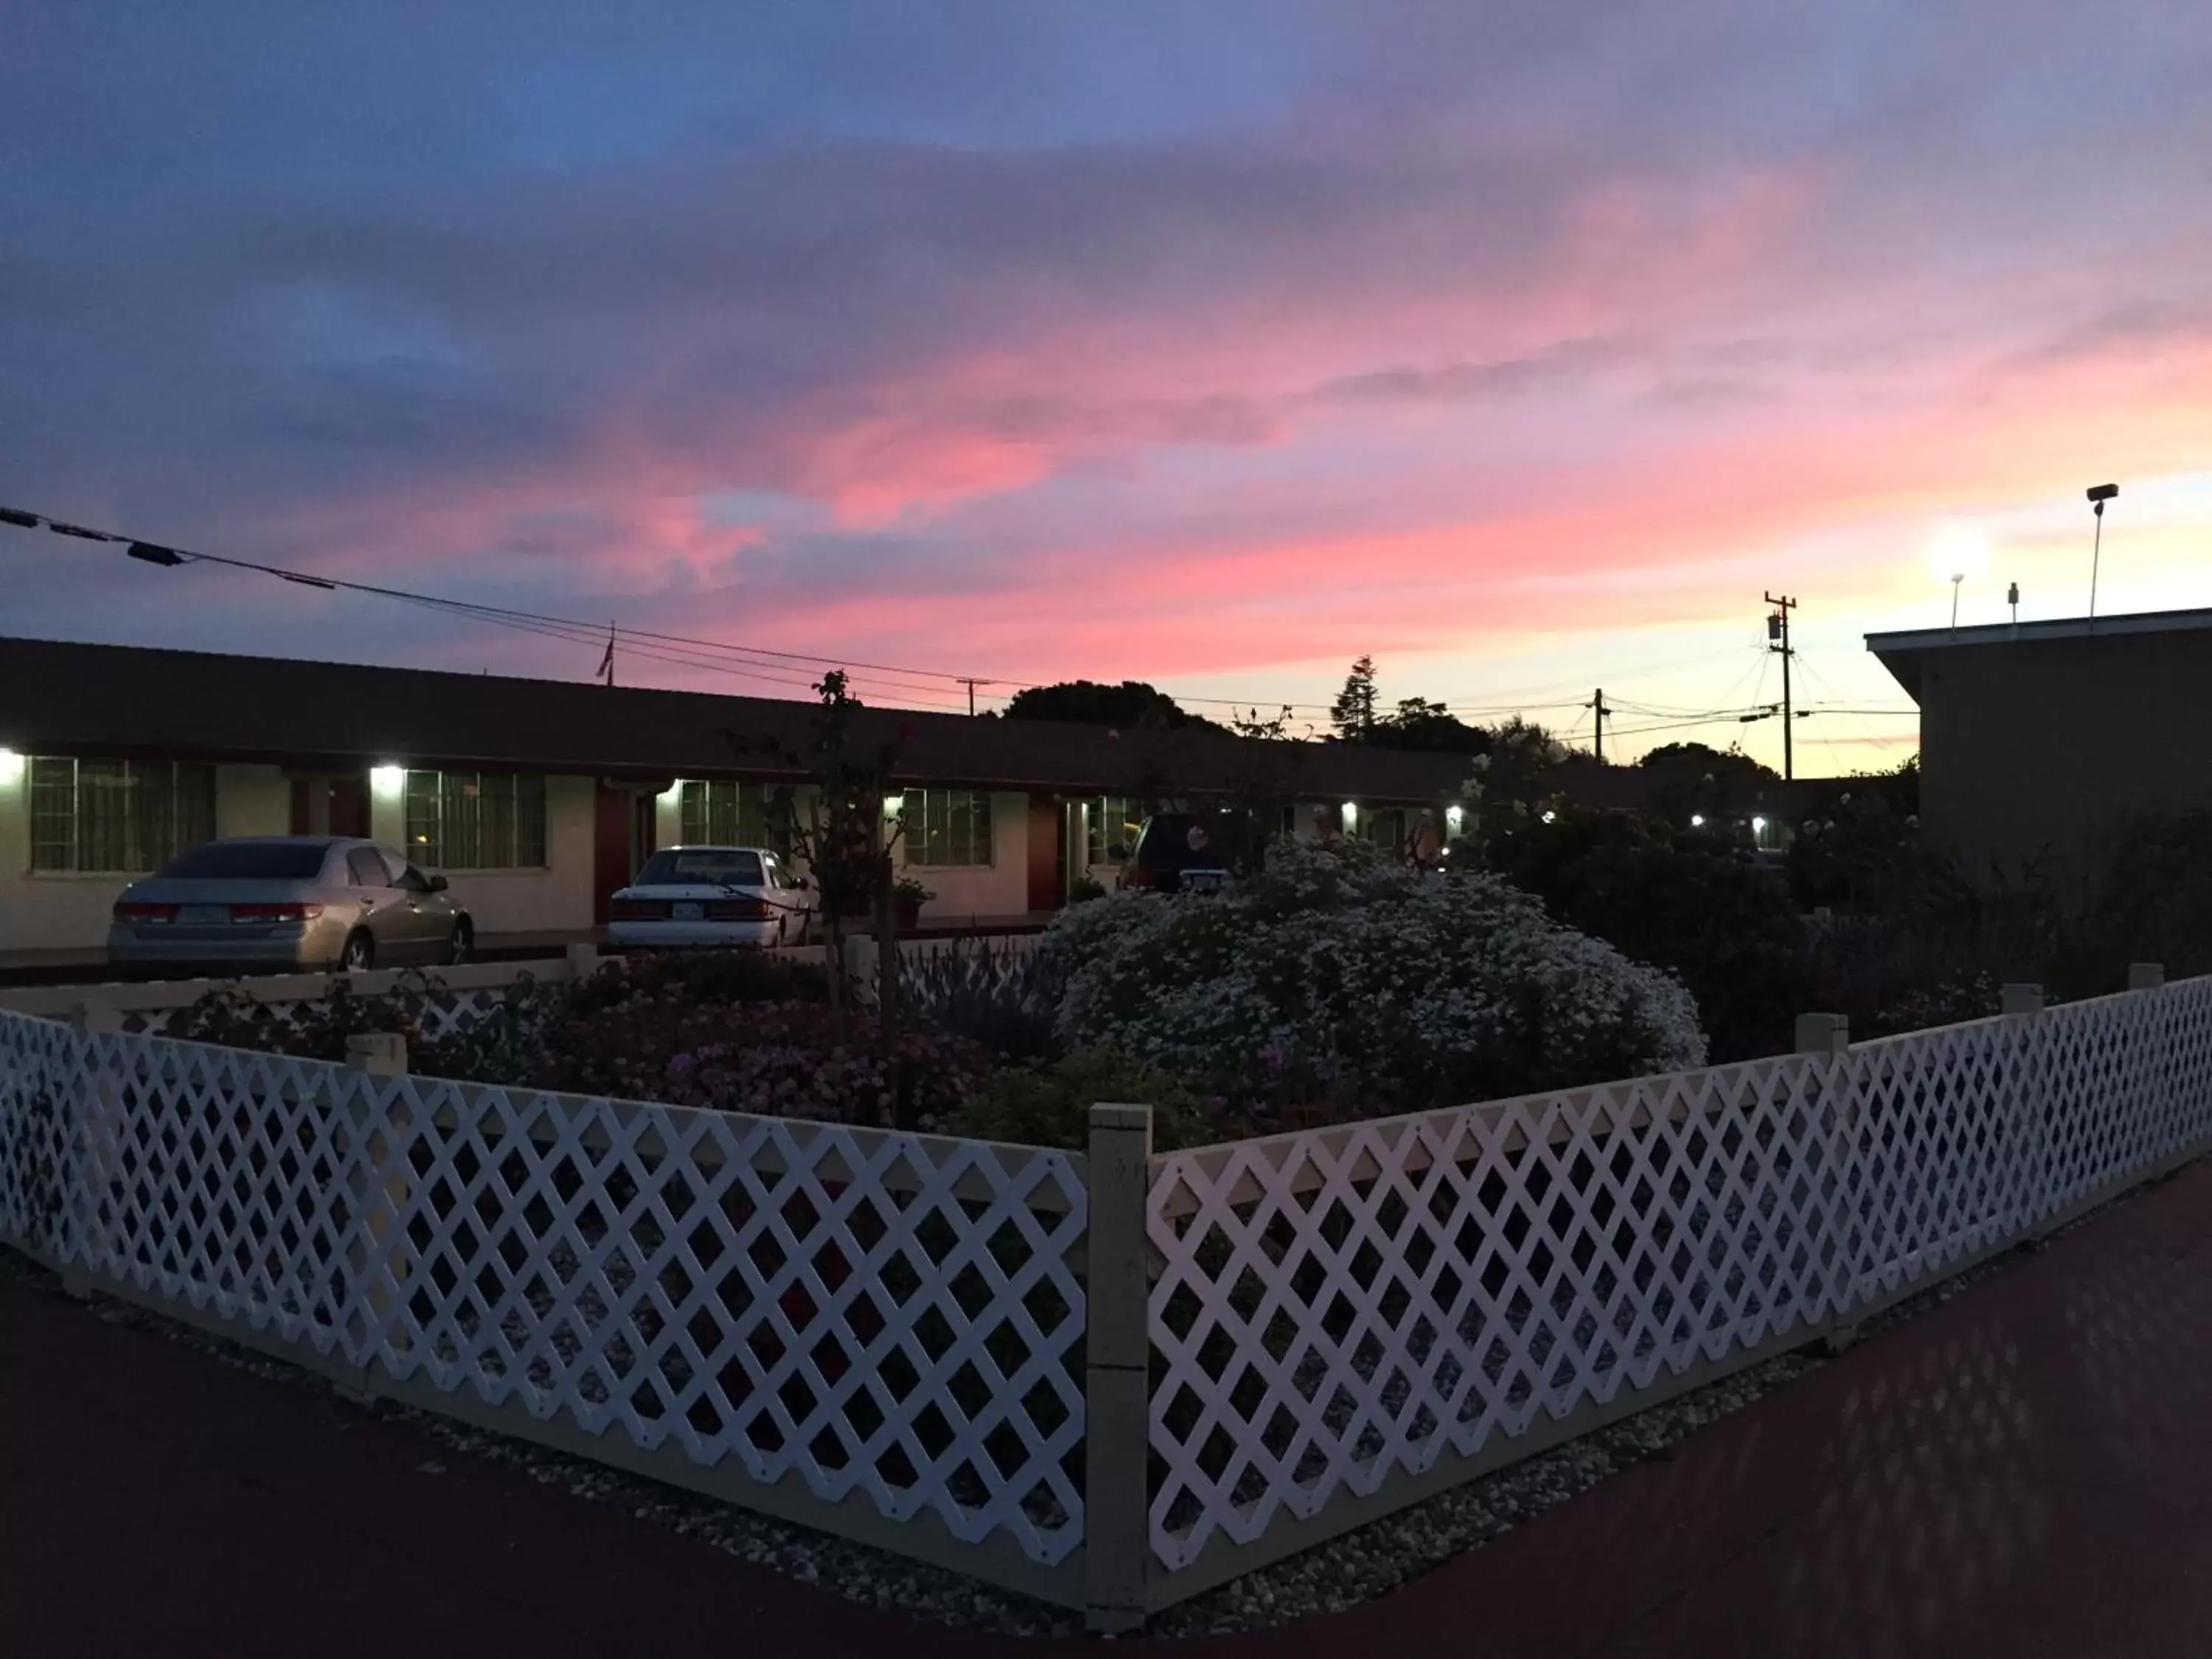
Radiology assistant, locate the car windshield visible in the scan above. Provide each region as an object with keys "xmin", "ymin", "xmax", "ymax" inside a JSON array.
[
  {"xmin": 157, "ymin": 843, "xmax": 330, "ymax": 880},
  {"xmin": 635, "ymin": 849, "xmax": 765, "ymax": 887}
]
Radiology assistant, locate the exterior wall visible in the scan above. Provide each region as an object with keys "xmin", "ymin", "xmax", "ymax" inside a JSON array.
[
  {"xmin": 1910, "ymin": 628, "xmax": 2212, "ymax": 891},
  {"xmin": 368, "ymin": 771, "xmax": 599, "ymax": 937},
  {"xmin": 0, "ymin": 761, "xmax": 292, "ymax": 955},
  {"xmin": 900, "ymin": 790, "xmax": 1032, "ymax": 919}
]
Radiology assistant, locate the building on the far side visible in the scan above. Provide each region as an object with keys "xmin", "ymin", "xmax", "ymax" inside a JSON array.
[{"xmin": 1868, "ymin": 606, "xmax": 2212, "ymax": 889}]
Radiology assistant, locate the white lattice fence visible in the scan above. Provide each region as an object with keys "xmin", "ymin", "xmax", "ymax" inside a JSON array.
[
  {"xmin": 0, "ymin": 1011, "xmax": 1089, "ymax": 1594},
  {"xmin": 1144, "ymin": 976, "xmax": 2212, "ymax": 1590}
]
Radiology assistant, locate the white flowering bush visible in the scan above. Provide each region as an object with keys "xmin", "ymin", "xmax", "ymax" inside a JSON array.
[{"xmin": 1034, "ymin": 838, "xmax": 1705, "ymax": 1130}]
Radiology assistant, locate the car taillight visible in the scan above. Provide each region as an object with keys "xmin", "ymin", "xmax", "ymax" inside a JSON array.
[
  {"xmin": 610, "ymin": 899, "xmax": 670, "ymax": 921},
  {"xmin": 114, "ymin": 902, "xmax": 178, "ymax": 925},
  {"xmin": 706, "ymin": 897, "xmax": 770, "ymax": 921},
  {"xmin": 230, "ymin": 902, "xmax": 324, "ymax": 924}
]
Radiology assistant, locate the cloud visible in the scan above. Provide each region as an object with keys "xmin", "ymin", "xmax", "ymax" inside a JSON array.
[{"xmin": 4, "ymin": 2, "xmax": 2212, "ymax": 715}]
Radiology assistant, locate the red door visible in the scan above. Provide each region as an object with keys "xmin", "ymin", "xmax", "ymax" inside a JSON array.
[
  {"xmin": 328, "ymin": 776, "xmax": 369, "ymax": 839},
  {"xmin": 1027, "ymin": 795, "xmax": 1062, "ymax": 912},
  {"xmin": 291, "ymin": 774, "xmax": 369, "ymax": 837},
  {"xmin": 593, "ymin": 785, "xmax": 633, "ymax": 926}
]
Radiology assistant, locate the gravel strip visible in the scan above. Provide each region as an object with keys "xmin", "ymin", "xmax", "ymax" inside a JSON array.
[{"xmin": 0, "ymin": 1163, "xmax": 2179, "ymax": 1641}]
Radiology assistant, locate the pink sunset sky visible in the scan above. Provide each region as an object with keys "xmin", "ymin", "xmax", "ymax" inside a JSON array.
[{"xmin": 4, "ymin": 1, "xmax": 2210, "ymax": 770}]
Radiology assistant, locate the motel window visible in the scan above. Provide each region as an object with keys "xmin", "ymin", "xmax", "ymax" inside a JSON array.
[
  {"xmin": 1086, "ymin": 795, "xmax": 1143, "ymax": 866},
  {"xmin": 27, "ymin": 757, "xmax": 216, "ymax": 874},
  {"xmin": 404, "ymin": 771, "xmax": 546, "ymax": 870},
  {"xmin": 678, "ymin": 780, "xmax": 769, "ymax": 847},
  {"xmin": 902, "ymin": 789, "xmax": 995, "ymax": 868}
]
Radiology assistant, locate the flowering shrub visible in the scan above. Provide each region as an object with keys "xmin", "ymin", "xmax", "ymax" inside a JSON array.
[
  {"xmin": 536, "ymin": 992, "xmax": 987, "ymax": 1132},
  {"xmin": 1043, "ymin": 838, "xmax": 1705, "ymax": 1128}
]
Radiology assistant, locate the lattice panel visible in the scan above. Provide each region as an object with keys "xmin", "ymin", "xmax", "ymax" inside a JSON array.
[
  {"xmin": 111, "ymin": 984, "xmax": 517, "ymax": 1044},
  {"xmin": 1147, "ymin": 978, "xmax": 2212, "ymax": 1570},
  {"xmin": 1147, "ymin": 1056, "xmax": 1854, "ymax": 1567},
  {"xmin": 0, "ymin": 1012, "xmax": 1087, "ymax": 1565},
  {"xmin": 0, "ymin": 1011, "xmax": 80, "ymax": 1256}
]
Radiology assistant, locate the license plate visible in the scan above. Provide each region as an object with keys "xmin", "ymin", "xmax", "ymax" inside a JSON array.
[
  {"xmin": 671, "ymin": 901, "xmax": 704, "ymax": 921},
  {"xmin": 179, "ymin": 905, "xmax": 229, "ymax": 925}
]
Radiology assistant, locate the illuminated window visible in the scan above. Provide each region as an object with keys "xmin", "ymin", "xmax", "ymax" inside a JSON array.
[
  {"xmin": 678, "ymin": 779, "xmax": 768, "ymax": 846},
  {"xmin": 902, "ymin": 789, "xmax": 995, "ymax": 867},
  {"xmin": 27, "ymin": 757, "xmax": 215, "ymax": 873},
  {"xmin": 404, "ymin": 771, "xmax": 546, "ymax": 869},
  {"xmin": 1085, "ymin": 795, "xmax": 1142, "ymax": 866}
]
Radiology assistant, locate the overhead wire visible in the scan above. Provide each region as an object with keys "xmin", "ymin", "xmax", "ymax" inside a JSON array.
[{"xmin": 0, "ymin": 500, "xmax": 1920, "ymax": 742}]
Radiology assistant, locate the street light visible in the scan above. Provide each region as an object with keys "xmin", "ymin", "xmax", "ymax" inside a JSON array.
[
  {"xmin": 1928, "ymin": 522, "xmax": 1989, "ymax": 632},
  {"xmin": 2087, "ymin": 483, "xmax": 2119, "ymax": 619}
]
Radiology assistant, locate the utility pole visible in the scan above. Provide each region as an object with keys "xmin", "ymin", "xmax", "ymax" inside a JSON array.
[
  {"xmin": 955, "ymin": 676, "xmax": 995, "ymax": 717},
  {"xmin": 1590, "ymin": 687, "xmax": 1607, "ymax": 762},
  {"xmin": 1764, "ymin": 593, "xmax": 1797, "ymax": 782}
]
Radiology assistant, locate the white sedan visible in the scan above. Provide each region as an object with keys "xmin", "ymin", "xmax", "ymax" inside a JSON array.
[{"xmin": 606, "ymin": 846, "xmax": 815, "ymax": 950}]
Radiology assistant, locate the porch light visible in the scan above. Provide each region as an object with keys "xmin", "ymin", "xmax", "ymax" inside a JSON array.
[
  {"xmin": 658, "ymin": 779, "xmax": 684, "ymax": 803},
  {"xmin": 1540, "ymin": 810, "xmax": 1556, "ymax": 824},
  {"xmin": 369, "ymin": 763, "xmax": 406, "ymax": 796},
  {"xmin": 883, "ymin": 795, "xmax": 905, "ymax": 815},
  {"xmin": 1340, "ymin": 801, "xmax": 1358, "ymax": 830},
  {"xmin": 1752, "ymin": 815, "xmax": 1768, "ymax": 836},
  {"xmin": 0, "ymin": 746, "xmax": 21, "ymax": 785},
  {"xmin": 1690, "ymin": 813, "xmax": 1706, "ymax": 828},
  {"xmin": 1445, "ymin": 804, "xmax": 1464, "ymax": 830}
]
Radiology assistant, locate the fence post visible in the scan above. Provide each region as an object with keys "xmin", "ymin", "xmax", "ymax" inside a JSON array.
[
  {"xmin": 2129, "ymin": 962, "xmax": 2167, "ymax": 992},
  {"xmin": 1795, "ymin": 1012, "xmax": 1849, "ymax": 1057},
  {"xmin": 2001, "ymin": 982, "xmax": 2045, "ymax": 1017},
  {"xmin": 344, "ymin": 1032, "xmax": 408, "ymax": 1075},
  {"xmin": 1085, "ymin": 1102, "xmax": 1154, "ymax": 1635}
]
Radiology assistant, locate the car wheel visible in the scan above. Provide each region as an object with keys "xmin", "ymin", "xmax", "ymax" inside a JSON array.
[
  {"xmin": 445, "ymin": 918, "xmax": 473, "ymax": 965},
  {"xmin": 341, "ymin": 931, "xmax": 375, "ymax": 973}
]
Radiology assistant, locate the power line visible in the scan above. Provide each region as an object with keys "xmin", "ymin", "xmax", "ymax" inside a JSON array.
[
  {"xmin": 1, "ymin": 501, "xmax": 990, "ymax": 712},
  {"xmin": 0, "ymin": 501, "xmax": 1927, "ymax": 740}
]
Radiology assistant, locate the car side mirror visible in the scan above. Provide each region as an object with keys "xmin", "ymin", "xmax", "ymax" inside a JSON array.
[{"xmin": 428, "ymin": 874, "xmax": 450, "ymax": 893}]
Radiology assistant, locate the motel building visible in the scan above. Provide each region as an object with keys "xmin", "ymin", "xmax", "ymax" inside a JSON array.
[{"xmin": 0, "ymin": 636, "xmax": 1472, "ymax": 965}]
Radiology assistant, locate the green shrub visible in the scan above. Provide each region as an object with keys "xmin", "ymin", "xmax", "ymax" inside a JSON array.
[{"xmin": 958, "ymin": 1049, "xmax": 1208, "ymax": 1151}]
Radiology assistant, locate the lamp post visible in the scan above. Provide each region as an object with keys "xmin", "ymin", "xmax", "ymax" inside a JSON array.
[
  {"xmin": 1928, "ymin": 521, "xmax": 1988, "ymax": 636},
  {"xmin": 2087, "ymin": 483, "xmax": 2118, "ymax": 619}
]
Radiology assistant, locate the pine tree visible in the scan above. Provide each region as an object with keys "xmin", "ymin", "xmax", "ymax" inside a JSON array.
[{"xmin": 1331, "ymin": 655, "xmax": 1380, "ymax": 740}]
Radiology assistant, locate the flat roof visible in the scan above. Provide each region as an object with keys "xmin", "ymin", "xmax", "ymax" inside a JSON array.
[
  {"xmin": 1866, "ymin": 606, "xmax": 2212, "ymax": 702},
  {"xmin": 0, "ymin": 633, "xmax": 1475, "ymax": 804}
]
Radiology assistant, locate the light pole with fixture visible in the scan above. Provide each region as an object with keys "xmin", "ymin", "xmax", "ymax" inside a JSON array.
[{"xmin": 2087, "ymin": 482, "xmax": 2118, "ymax": 619}]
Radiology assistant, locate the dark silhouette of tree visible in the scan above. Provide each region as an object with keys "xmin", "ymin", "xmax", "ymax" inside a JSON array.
[
  {"xmin": 1377, "ymin": 696, "xmax": 1492, "ymax": 754},
  {"xmin": 1639, "ymin": 741, "xmax": 1778, "ymax": 784},
  {"xmin": 1004, "ymin": 680, "xmax": 1204, "ymax": 728},
  {"xmin": 1330, "ymin": 655, "xmax": 1381, "ymax": 740}
]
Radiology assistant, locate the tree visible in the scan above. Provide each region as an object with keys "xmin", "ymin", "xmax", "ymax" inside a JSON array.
[
  {"xmin": 1330, "ymin": 655, "xmax": 1380, "ymax": 740},
  {"xmin": 748, "ymin": 672, "xmax": 915, "ymax": 1121},
  {"xmin": 1638, "ymin": 741, "xmax": 1777, "ymax": 785},
  {"xmin": 1377, "ymin": 697, "xmax": 1492, "ymax": 755},
  {"xmin": 1640, "ymin": 740, "xmax": 1778, "ymax": 825},
  {"xmin": 1004, "ymin": 680, "xmax": 1203, "ymax": 728}
]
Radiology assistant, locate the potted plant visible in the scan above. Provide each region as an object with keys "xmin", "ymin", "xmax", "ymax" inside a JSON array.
[{"xmin": 893, "ymin": 876, "xmax": 933, "ymax": 933}]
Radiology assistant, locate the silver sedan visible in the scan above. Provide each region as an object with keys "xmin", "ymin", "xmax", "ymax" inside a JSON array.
[{"xmin": 107, "ymin": 836, "xmax": 473, "ymax": 978}]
